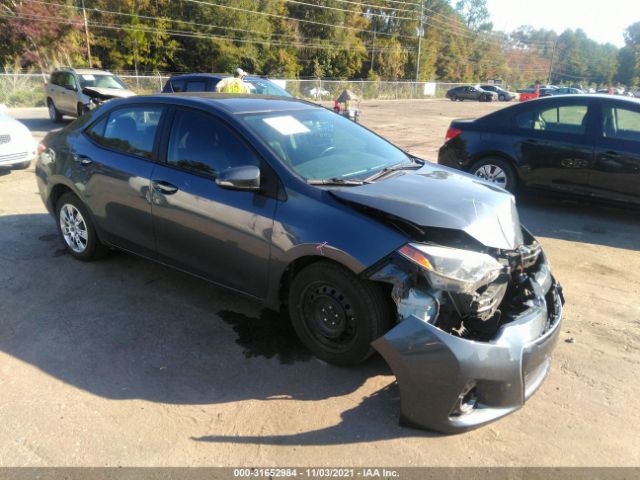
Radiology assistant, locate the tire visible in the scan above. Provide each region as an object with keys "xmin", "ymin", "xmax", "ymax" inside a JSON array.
[
  {"xmin": 47, "ymin": 98, "xmax": 63, "ymax": 123},
  {"xmin": 288, "ymin": 261, "xmax": 392, "ymax": 366},
  {"xmin": 449, "ymin": 95, "xmax": 456, "ymax": 101},
  {"xmin": 498, "ymin": 94, "xmax": 506, "ymax": 101},
  {"xmin": 55, "ymin": 192, "xmax": 106, "ymax": 261},
  {"xmin": 13, "ymin": 160, "xmax": 31, "ymax": 170},
  {"xmin": 469, "ymin": 157, "xmax": 517, "ymax": 193}
]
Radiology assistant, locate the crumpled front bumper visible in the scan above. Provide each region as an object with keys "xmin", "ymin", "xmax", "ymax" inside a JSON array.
[{"xmin": 373, "ymin": 264, "xmax": 564, "ymax": 434}]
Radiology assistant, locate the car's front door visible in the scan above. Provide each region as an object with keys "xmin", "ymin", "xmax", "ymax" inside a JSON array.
[
  {"xmin": 512, "ymin": 99, "xmax": 596, "ymax": 192},
  {"xmin": 589, "ymin": 101, "xmax": 640, "ymax": 203},
  {"xmin": 78, "ymin": 104, "xmax": 166, "ymax": 257},
  {"xmin": 59, "ymin": 72, "xmax": 79, "ymax": 113},
  {"xmin": 150, "ymin": 107, "xmax": 278, "ymax": 298}
]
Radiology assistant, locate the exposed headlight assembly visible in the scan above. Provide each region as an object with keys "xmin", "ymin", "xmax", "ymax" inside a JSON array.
[{"xmin": 398, "ymin": 243, "xmax": 504, "ymax": 294}]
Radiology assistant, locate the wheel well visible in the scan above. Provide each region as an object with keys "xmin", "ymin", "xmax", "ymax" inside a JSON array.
[
  {"xmin": 49, "ymin": 184, "xmax": 74, "ymax": 211},
  {"xmin": 278, "ymin": 256, "xmax": 328, "ymax": 311},
  {"xmin": 277, "ymin": 255, "xmax": 395, "ymax": 319},
  {"xmin": 470, "ymin": 154, "xmax": 519, "ymax": 178}
]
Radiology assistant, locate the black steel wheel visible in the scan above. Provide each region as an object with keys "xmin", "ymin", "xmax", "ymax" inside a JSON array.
[{"xmin": 288, "ymin": 261, "xmax": 391, "ymax": 366}]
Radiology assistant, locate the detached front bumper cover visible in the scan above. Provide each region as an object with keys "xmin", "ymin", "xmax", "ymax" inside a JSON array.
[{"xmin": 373, "ymin": 266, "xmax": 564, "ymax": 434}]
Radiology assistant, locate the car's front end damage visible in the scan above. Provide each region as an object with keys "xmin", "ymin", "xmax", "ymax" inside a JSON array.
[
  {"xmin": 330, "ymin": 164, "xmax": 565, "ymax": 433},
  {"xmin": 366, "ymin": 230, "xmax": 563, "ymax": 433}
]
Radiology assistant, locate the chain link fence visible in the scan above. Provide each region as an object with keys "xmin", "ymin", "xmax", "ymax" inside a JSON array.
[{"xmin": 0, "ymin": 72, "xmax": 469, "ymax": 107}]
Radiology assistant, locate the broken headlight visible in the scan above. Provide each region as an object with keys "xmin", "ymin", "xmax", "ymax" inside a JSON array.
[{"xmin": 398, "ymin": 243, "xmax": 503, "ymax": 294}]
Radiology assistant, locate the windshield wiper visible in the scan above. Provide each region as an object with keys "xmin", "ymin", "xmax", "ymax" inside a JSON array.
[
  {"xmin": 307, "ymin": 178, "xmax": 369, "ymax": 186},
  {"xmin": 364, "ymin": 158, "xmax": 424, "ymax": 182}
]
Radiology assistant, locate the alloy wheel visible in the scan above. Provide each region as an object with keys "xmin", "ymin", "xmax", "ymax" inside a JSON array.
[
  {"xmin": 473, "ymin": 164, "xmax": 508, "ymax": 188},
  {"xmin": 59, "ymin": 204, "xmax": 89, "ymax": 253}
]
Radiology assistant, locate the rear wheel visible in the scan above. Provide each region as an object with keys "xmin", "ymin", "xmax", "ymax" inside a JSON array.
[
  {"xmin": 55, "ymin": 192, "xmax": 106, "ymax": 261},
  {"xmin": 47, "ymin": 99, "xmax": 63, "ymax": 123},
  {"xmin": 288, "ymin": 261, "xmax": 391, "ymax": 366},
  {"xmin": 469, "ymin": 157, "xmax": 517, "ymax": 193}
]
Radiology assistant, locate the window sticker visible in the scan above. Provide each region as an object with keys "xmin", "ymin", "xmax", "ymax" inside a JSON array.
[
  {"xmin": 263, "ymin": 116, "xmax": 310, "ymax": 135},
  {"xmin": 82, "ymin": 74, "xmax": 96, "ymax": 81}
]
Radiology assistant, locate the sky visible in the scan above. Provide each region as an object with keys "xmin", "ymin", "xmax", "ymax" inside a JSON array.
[{"xmin": 485, "ymin": 0, "xmax": 638, "ymax": 47}]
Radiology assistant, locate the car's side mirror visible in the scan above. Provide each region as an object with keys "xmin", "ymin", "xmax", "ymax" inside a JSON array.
[{"xmin": 215, "ymin": 165, "xmax": 261, "ymax": 191}]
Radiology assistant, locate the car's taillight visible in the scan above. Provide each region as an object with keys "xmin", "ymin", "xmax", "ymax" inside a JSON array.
[
  {"xmin": 37, "ymin": 142, "xmax": 47, "ymax": 154},
  {"xmin": 445, "ymin": 127, "xmax": 462, "ymax": 142}
]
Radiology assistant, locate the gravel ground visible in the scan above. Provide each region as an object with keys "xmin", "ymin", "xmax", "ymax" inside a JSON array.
[{"xmin": 0, "ymin": 100, "xmax": 639, "ymax": 467}]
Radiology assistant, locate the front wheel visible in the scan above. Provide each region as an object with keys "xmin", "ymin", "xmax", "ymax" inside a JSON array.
[
  {"xmin": 498, "ymin": 94, "xmax": 506, "ymax": 101},
  {"xmin": 56, "ymin": 192, "xmax": 106, "ymax": 261},
  {"xmin": 469, "ymin": 157, "xmax": 517, "ymax": 193},
  {"xmin": 288, "ymin": 261, "xmax": 391, "ymax": 366},
  {"xmin": 47, "ymin": 99, "xmax": 63, "ymax": 123}
]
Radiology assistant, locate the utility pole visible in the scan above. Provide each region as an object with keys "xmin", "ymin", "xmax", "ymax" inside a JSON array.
[
  {"xmin": 415, "ymin": 0, "xmax": 424, "ymax": 81},
  {"xmin": 547, "ymin": 39, "xmax": 557, "ymax": 85},
  {"xmin": 80, "ymin": 0, "xmax": 93, "ymax": 67},
  {"xmin": 370, "ymin": 22, "xmax": 377, "ymax": 73},
  {"xmin": 132, "ymin": 37, "xmax": 140, "ymax": 89}
]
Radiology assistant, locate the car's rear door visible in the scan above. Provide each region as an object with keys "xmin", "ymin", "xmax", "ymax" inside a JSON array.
[
  {"xmin": 150, "ymin": 106, "xmax": 278, "ymax": 298},
  {"xmin": 589, "ymin": 100, "xmax": 640, "ymax": 203},
  {"xmin": 79, "ymin": 104, "xmax": 166, "ymax": 257},
  {"xmin": 512, "ymin": 98, "xmax": 596, "ymax": 192}
]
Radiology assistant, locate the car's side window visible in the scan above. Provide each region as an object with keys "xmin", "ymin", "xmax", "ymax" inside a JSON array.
[
  {"xmin": 602, "ymin": 105, "xmax": 640, "ymax": 142},
  {"xmin": 515, "ymin": 104, "xmax": 588, "ymax": 134},
  {"xmin": 185, "ymin": 80, "xmax": 208, "ymax": 92},
  {"xmin": 166, "ymin": 109, "xmax": 259, "ymax": 177},
  {"xmin": 85, "ymin": 106, "xmax": 164, "ymax": 158},
  {"xmin": 171, "ymin": 79, "xmax": 185, "ymax": 92}
]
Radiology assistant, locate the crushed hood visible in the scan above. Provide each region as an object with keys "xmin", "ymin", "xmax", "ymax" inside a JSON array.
[
  {"xmin": 330, "ymin": 163, "xmax": 524, "ymax": 250},
  {"xmin": 82, "ymin": 87, "xmax": 136, "ymax": 100}
]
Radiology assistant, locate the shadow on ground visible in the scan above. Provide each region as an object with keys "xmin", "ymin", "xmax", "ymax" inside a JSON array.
[{"xmin": 517, "ymin": 191, "xmax": 640, "ymax": 251}]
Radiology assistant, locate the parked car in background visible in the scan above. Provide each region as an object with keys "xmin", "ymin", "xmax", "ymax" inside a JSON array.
[
  {"xmin": 46, "ymin": 68, "xmax": 136, "ymax": 122},
  {"xmin": 479, "ymin": 85, "xmax": 515, "ymax": 101},
  {"xmin": 544, "ymin": 87, "xmax": 585, "ymax": 96},
  {"xmin": 0, "ymin": 106, "xmax": 37, "ymax": 170},
  {"xmin": 35, "ymin": 93, "xmax": 563, "ymax": 433},
  {"xmin": 162, "ymin": 73, "xmax": 292, "ymax": 97},
  {"xmin": 446, "ymin": 85, "xmax": 497, "ymax": 102},
  {"xmin": 438, "ymin": 95, "xmax": 640, "ymax": 205}
]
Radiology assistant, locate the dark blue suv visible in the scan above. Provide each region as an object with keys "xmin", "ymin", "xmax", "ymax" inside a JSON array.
[{"xmin": 162, "ymin": 73, "xmax": 292, "ymax": 97}]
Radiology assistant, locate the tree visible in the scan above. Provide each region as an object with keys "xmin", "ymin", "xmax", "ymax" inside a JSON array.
[{"xmin": 0, "ymin": 0, "xmax": 83, "ymax": 70}]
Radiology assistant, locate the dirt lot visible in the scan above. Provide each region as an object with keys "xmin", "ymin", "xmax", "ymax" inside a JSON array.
[{"xmin": 1, "ymin": 99, "xmax": 639, "ymax": 467}]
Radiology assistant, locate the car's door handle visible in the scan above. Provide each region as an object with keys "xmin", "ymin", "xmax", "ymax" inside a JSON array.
[
  {"xmin": 523, "ymin": 139, "xmax": 539, "ymax": 145},
  {"xmin": 152, "ymin": 180, "xmax": 179, "ymax": 195},
  {"xmin": 73, "ymin": 154, "xmax": 93, "ymax": 166},
  {"xmin": 601, "ymin": 151, "xmax": 620, "ymax": 159}
]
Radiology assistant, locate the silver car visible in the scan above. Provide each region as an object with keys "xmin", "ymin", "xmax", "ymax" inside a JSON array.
[{"xmin": 45, "ymin": 68, "xmax": 136, "ymax": 122}]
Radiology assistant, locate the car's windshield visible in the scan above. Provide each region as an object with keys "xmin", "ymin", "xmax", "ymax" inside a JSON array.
[
  {"xmin": 78, "ymin": 73, "xmax": 127, "ymax": 90},
  {"xmin": 241, "ymin": 108, "xmax": 409, "ymax": 181},
  {"xmin": 245, "ymin": 79, "xmax": 292, "ymax": 97}
]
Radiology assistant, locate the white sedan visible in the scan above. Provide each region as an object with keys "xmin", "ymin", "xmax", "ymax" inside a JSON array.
[{"xmin": 0, "ymin": 106, "xmax": 37, "ymax": 170}]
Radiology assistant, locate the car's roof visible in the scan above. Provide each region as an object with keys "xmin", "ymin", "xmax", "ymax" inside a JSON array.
[
  {"xmin": 130, "ymin": 92, "xmax": 315, "ymax": 114},
  {"xmin": 55, "ymin": 68, "xmax": 115, "ymax": 76},
  {"xmin": 168, "ymin": 73, "xmax": 274, "ymax": 82}
]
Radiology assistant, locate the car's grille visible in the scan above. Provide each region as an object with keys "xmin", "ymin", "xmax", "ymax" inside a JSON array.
[
  {"xmin": 0, "ymin": 152, "xmax": 28, "ymax": 163},
  {"xmin": 0, "ymin": 134, "xmax": 11, "ymax": 145}
]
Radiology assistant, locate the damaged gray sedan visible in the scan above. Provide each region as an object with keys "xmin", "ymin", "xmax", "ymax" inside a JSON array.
[{"xmin": 36, "ymin": 94, "xmax": 564, "ymax": 434}]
